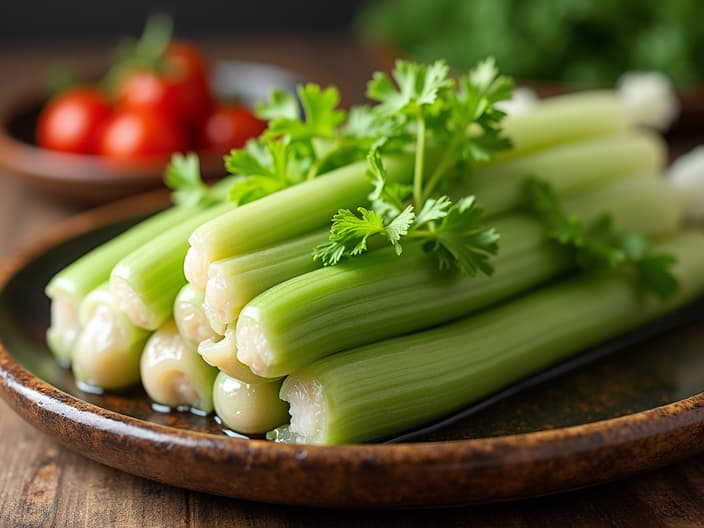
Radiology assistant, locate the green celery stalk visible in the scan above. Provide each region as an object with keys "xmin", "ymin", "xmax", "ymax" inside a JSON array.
[
  {"xmin": 203, "ymin": 131, "xmax": 661, "ymax": 335},
  {"xmin": 470, "ymin": 131, "xmax": 665, "ymax": 217},
  {"xmin": 184, "ymin": 155, "xmax": 416, "ymax": 290},
  {"xmin": 140, "ymin": 320, "xmax": 218, "ymax": 414},
  {"xmin": 274, "ymin": 231, "xmax": 704, "ymax": 445},
  {"xmin": 110, "ymin": 202, "xmax": 233, "ymax": 331},
  {"xmin": 72, "ymin": 284, "xmax": 151, "ymax": 392},
  {"xmin": 496, "ymin": 90, "xmax": 631, "ymax": 162},
  {"xmin": 236, "ymin": 176, "xmax": 679, "ymax": 378},
  {"xmin": 204, "ymin": 229, "xmax": 330, "ymax": 334},
  {"xmin": 45, "ymin": 205, "xmax": 200, "ymax": 364}
]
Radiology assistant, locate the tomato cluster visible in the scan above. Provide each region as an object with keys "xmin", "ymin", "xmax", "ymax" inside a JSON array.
[{"xmin": 36, "ymin": 41, "xmax": 266, "ymax": 162}]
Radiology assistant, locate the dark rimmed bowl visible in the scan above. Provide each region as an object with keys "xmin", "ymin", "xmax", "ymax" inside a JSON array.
[
  {"xmin": 0, "ymin": 192, "xmax": 703, "ymax": 507},
  {"xmin": 0, "ymin": 60, "xmax": 301, "ymax": 205}
]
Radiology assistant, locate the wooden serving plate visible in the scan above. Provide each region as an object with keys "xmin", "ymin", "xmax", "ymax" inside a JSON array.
[{"xmin": 0, "ymin": 192, "xmax": 703, "ymax": 508}]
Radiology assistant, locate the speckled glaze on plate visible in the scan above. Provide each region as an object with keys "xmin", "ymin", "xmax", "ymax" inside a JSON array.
[{"xmin": 0, "ymin": 192, "xmax": 703, "ymax": 508}]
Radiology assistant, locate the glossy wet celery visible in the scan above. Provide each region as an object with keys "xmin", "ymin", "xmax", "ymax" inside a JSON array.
[
  {"xmin": 110, "ymin": 202, "xmax": 233, "ymax": 331},
  {"xmin": 236, "ymin": 176, "xmax": 679, "ymax": 378},
  {"xmin": 140, "ymin": 320, "xmax": 218, "ymax": 414},
  {"xmin": 72, "ymin": 284, "xmax": 150, "ymax": 392},
  {"xmin": 174, "ymin": 284, "xmax": 219, "ymax": 345},
  {"xmin": 273, "ymin": 231, "xmax": 704, "ymax": 444},
  {"xmin": 45, "ymin": 205, "xmax": 198, "ymax": 364},
  {"xmin": 204, "ymin": 229, "xmax": 330, "ymax": 334},
  {"xmin": 184, "ymin": 156, "xmax": 416, "ymax": 290}
]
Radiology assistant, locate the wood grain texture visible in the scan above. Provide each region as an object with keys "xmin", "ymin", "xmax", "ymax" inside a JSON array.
[{"xmin": 0, "ymin": 37, "xmax": 703, "ymax": 527}]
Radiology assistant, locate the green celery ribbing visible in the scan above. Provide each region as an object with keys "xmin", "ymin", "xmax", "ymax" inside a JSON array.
[
  {"xmin": 184, "ymin": 155, "xmax": 417, "ymax": 289},
  {"xmin": 470, "ymin": 131, "xmax": 664, "ymax": 217},
  {"xmin": 204, "ymin": 229, "xmax": 330, "ymax": 333},
  {"xmin": 496, "ymin": 91, "xmax": 630, "ymax": 161},
  {"xmin": 277, "ymin": 231, "xmax": 704, "ymax": 444},
  {"xmin": 110, "ymin": 202, "xmax": 234, "ymax": 331},
  {"xmin": 236, "ymin": 177, "xmax": 679, "ymax": 378}
]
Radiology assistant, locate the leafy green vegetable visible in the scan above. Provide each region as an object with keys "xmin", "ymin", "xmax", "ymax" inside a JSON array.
[
  {"xmin": 314, "ymin": 59, "xmax": 511, "ymax": 275},
  {"xmin": 164, "ymin": 153, "xmax": 218, "ymax": 207},
  {"xmin": 524, "ymin": 178, "xmax": 679, "ymax": 299},
  {"xmin": 357, "ymin": 0, "xmax": 704, "ymax": 86}
]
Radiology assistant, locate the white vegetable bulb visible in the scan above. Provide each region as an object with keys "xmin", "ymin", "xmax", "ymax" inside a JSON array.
[
  {"xmin": 617, "ymin": 71, "xmax": 680, "ymax": 131},
  {"xmin": 667, "ymin": 146, "xmax": 704, "ymax": 220}
]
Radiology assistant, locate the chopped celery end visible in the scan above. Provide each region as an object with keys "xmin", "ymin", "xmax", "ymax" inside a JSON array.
[
  {"xmin": 212, "ymin": 371, "xmax": 289, "ymax": 434},
  {"xmin": 140, "ymin": 320, "xmax": 218, "ymax": 414}
]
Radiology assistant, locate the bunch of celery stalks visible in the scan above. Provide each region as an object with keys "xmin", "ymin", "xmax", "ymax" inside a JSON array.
[{"xmin": 46, "ymin": 60, "xmax": 704, "ymax": 446}]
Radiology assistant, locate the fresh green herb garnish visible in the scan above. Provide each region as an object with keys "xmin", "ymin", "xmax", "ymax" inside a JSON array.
[
  {"xmin": 164, "ymin": 153, "xmax": 215, "ymax": 207},
  {"xmin": 524, "ymin": 178, "xmax": 679, "ymax": 299},
  {"xmin": 314, "ymin": 59, "xmax": 510, "ymax": 274}
]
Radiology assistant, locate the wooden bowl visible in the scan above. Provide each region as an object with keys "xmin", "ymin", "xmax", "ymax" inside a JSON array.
[{"xmin": 0, "ymin": 60, "xmax": 301, "ymax": 205}]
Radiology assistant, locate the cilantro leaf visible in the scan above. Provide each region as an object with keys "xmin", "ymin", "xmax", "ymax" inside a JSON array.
[
  {"xmin": 263, "ymin": 84, "xmax": 346, "ymax": 141},
  {"xmin": 422, "ymin": 196, "xmax": 500, "ymax": 275},
  {"xmin": 255, "ymin": 88, "xmax": 300, "ymax": 121},
  {"xmin": 414, "ymin": 195, "xmax": 452, "ymax": 226},
  {"xmin": 524, "ymin": 177, "xmax": 679, "ymax": 300},
  {"xmin": 313, "ymin": 206, "xmax": 415, "ymax": 265},
  {"xmin": 367, "ymin": 59, "xmax": 452, "ymax": 115},
  {"xmin": 367, "ymin": 149, "xmax": 412, "ymax": 219},
  {"xmin": 164, "ymin": 153, "xmax": 211, "ymax": 207}
]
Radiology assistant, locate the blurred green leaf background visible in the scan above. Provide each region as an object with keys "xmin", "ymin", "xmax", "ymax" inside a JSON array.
[{"xmin": 357, "ymin": 0, "xmax": 704, "ymax": 86}]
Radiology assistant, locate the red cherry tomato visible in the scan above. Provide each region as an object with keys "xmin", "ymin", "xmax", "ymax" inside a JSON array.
[
  {"xmin": 165, "ymin": 40, "xmax": 209, "ymax": 83},
  {"xmin": 98, "ymin": 109, "xmax": 188, "ymax": 162},
  {"xmin": 198, "ymin": 104, "xmax": 266, "ymax": 153},
  {"xmin": 36, "ymin": 86, "xmax": 112, "ymax": 154},
  {"xmin": 117, "ymin": 41, "xmax": 212, "ymax": 127}
]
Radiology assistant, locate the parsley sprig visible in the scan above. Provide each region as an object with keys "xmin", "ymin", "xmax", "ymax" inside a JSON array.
[
  {"xmin": 164, "ymin": 153, "xmax": 222, "ymax": 207},
  {"xmin": 313, "ymin": 59, "xmax": 510, "ymax": 275},
  {"xmin": 524, "ymin": 178, "xmax": 679, "ymax": 299}
]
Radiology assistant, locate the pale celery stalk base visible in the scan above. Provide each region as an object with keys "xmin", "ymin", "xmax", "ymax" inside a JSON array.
[
  {"xmin": 140, "ymin": 320, "xmax": 218, "ymax": 414},
  {"xmin": 72, "ymin": 284, "xmax": 150, "ymax": 391},
  {"xmin": 174, "ymin": 284, "xmax": 219, "ymax": 345},
  {"xmin": 212, "ymin": 371, "xmax": 289, "ymax": 434},
  {"xmin": 204, "ymin": 229, "xmax": 330, "ymax": 333},
  {"xmin": 45, "ymin": 205, "xmax": 198, "ymax": 362},
  {"xmin": 110, "ymin": 202, "xmax": 234, "ymax": 331}
]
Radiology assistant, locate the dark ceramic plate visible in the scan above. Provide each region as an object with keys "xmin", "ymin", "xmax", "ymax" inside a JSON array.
[
  {"xmin": 0, "ymin": 61, "xmax": 301, "ymax": 205},
  {"xmin": 1, "ymin": 193, "xmax": 704, "ymax": 508}
]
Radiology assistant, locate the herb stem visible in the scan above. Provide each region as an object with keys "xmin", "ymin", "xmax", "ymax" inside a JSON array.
[
  {"xmin": 413, "ymin": 111, "xmax": 426, "ymax": 210},
  {"xmin": 423, "ymin": 130, "xmax": 463, "ymax": 199}
]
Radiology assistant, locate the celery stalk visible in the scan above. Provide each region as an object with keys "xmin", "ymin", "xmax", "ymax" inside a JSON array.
[
  {"xmin": 497, "ymin": 91, "xmax": 631, "ymax": 162},
  {"xmin": 204, "ymin": 132, "xmax": 661, "ymax": 333},
  {"xmin": 184, "ymin": 156, "xmax": 416, "ymax": 290},
  {"xmin": 110, "ymin": 202, "xmax": 233, "ymax": 331},
  {"xmin": 45, "ymin": 205, "xmax": 198, "ymax": 364},
  {"xmin": 204, "ymin": 229, "xmax": 330, "ymax": 334},
  {"xmin": 236, "ymin": 176, "xmax": 679, "ymax": 378},
  {"xmin": 275, "ymin": 231, "xmax": 704, "ymax": 444},
  {"xmin": 470, "ymin": 131, "xmax": 665, "ymax": 216},
  {"xmin": 72, "ymin": 284, "xmax": 151, "ymax": 392},
  {"xmin": 198, "ymin": 329, "xmax": 270, "ymax": 384},
  {"xmin": 212, "ymin": 371, "xmax": 289, "ymax": 434},
  {"xmin": 140, "ymin": 320, "xmax": 218, "ymax": 414},
  {"xmin": 174, "ymin": 284, "xmax": 219, "ymax": 345}
]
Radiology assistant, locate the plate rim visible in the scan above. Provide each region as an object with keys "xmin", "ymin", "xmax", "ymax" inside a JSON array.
[{"xmin": 1, "ymin": 191, "xmax": 703, "ymax": 508}]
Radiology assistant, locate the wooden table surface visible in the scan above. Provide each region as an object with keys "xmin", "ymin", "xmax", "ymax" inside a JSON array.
[{"xmin": 1, "ymin": 37, "xmax": 703, "ymax": 528}]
